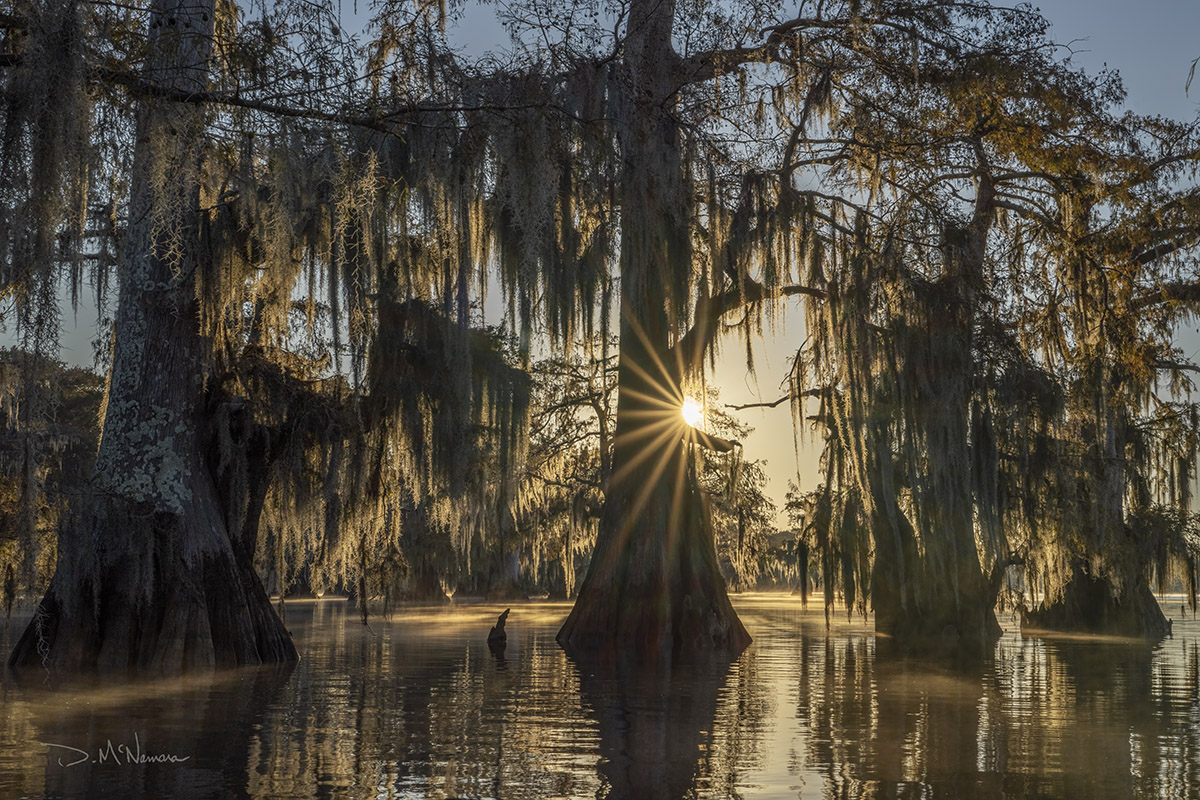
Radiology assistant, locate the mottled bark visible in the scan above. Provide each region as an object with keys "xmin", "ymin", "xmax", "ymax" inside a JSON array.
[{"xmin": 8, "ymin": 0, "xmax": 294, "ymax": 672}]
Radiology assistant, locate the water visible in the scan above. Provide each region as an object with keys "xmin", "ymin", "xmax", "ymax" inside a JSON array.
[{"xmin": 3, "ymin": 594, "xmax": 1200, "ymax": 799}]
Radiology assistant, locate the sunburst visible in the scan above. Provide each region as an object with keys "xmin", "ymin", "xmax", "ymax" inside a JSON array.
[{"xmin": 681, "ymin": 396, "xmax": 704, "ymax": 429}]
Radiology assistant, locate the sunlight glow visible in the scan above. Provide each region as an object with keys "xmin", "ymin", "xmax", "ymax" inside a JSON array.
[{"xmin": 681, "ymin": 397, "xmax": 704, "ymax": 429}]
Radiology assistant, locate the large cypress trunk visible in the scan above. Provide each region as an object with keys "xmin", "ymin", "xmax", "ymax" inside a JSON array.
[
  {"xmin": 1021, "ymin": 428, "xmax": 1171, "ymax": 641},
  {"xmin": 556, "ymin": 0, "xmax": 749, "ymax": 662},
  {"xmin": 867, "ymin": 445, "xmax": 1001, "ymax": 656},
  {"xmin": 8, "ymin": 0, "xmax": 295, "ymax": 672},
  {"xmin": 557, "ymin": 322, "xmax": 750, "ymax": 660},
  {"xmin": 1022, "ymin": 198, "xmax": 1170, "ymax": 640},
  {"xmin": 868, "ymin": 196, "xmax": 1001, "ymax": 656}
]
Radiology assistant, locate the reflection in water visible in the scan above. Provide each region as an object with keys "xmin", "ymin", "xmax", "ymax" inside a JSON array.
[
  {"xmin": 571, "ymin": 653, "xmax": 729, "ymax": 798},
  {"xmin": 0, "ymin": 662, "xmax": 295, "ymax": 800},
  {"xmin": 5, "ymin": 597, "xmax": 1200, "ymax": 798}
]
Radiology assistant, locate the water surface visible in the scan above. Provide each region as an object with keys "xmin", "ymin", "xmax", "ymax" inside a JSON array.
[{"xmin": 3, "ymin": 595, "xmax": 1200, "ymax": 798}]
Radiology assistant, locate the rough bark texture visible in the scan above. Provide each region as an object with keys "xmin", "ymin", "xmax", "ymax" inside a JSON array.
[
  {"xmin": 556, "ymin": 0, "xmax": 749, "ymax": 662},
  {"xmin": 868, "ymin": 466, "xmax": 1002, "ymax": 658},
  {"xmin": 8, "ymin": 0, "xmax": 294, "ymax": 672},
  {"xmin": 1021, "ymin": 569, "xmax": 1170, "ymax": 640}
]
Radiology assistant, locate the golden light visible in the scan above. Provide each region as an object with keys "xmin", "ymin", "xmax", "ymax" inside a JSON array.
[{"xmin": 681, "ymin": 396, "xmax": 704, "ymax": 429}]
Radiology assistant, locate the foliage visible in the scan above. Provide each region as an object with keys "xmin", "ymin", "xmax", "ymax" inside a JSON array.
[
  {"xmin": 0, "ymin": 348, "xmax": 102, "ymax": 615},
  {"xmin": 692, "ymin": 391, "xmax": 777, "ymax": 590},
  {"xmin": 515, "ymin": 340, "xmax": 616, "ymax": 596},
  {"xmin": 777, "ymin": 0, "xmax": 1200, "ymax": 637}
]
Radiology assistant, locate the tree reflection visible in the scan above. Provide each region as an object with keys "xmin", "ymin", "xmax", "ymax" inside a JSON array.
[
  {"xmin": 571, "ymin": 652, "xmax": 735, "ymax": 799},
  {"xmin": 15, "ymin": 663, "xmax": 295, "ymax": 800},
  {"xmin": 1009, "ymin": 637, "xmax": 1189, "ymax": 798},
  {"xmin": 10, "ymin": 602, "xmax": 1200, "ymax": 799},
  {"xmin": 792, "ymin": 626, "xmax": 1200, "ymax": 799}
]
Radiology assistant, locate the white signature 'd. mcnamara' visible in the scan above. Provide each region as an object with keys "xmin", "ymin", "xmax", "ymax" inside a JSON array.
[{"xmin": 42, "ymin": 733, "xmax": 191, "ymax": 767}]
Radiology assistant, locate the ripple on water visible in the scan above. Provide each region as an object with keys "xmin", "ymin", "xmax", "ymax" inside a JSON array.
[{"xmin": 5, "ymin": 595, "xmax": 1200, "ymax": 798}]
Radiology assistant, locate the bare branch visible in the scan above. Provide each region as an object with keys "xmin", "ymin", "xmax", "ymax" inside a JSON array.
[{"xmin": 724, "ymin": 388, "xmax": 824, "ymax": 411}]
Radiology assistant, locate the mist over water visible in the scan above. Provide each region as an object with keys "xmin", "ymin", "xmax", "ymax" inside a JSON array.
[{"xmin": 4, "ymin": 596, "xmax": 1200, "ymax": 799}]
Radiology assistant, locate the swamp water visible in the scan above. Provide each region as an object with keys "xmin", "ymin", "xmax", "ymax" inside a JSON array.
[{"xmin": 3, "ymin": 594, "xmax": 1200, "ymax": 799}]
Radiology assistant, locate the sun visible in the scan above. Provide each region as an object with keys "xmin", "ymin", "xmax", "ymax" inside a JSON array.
[{"xmin": 681, "ymin": 396, "xmax": 704, "ymax": 429}]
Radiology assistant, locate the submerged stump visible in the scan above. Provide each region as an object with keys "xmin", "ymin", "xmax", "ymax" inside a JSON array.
[{"xmin": 488, "ymin": 608, "xmax": 510, "ymax": 649}]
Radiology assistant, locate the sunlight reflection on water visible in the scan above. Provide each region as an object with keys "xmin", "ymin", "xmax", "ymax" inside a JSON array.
[{"xmin": 3, "ymin": 594, "xmax": 1200, "ymax": 798}]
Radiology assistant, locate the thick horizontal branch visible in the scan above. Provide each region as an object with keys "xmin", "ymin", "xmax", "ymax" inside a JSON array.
[
  {"xmin": 992, "ymin": 198, "xmax": 1058, "ymax": 231},
  {"xmin": 677, "ymin": 11, "xmax": 966, "ymax": 84},
  {"xmin": 98, "ymin": 65, "xmax": 564, "ymax": 134},
  {"xmin": 671, "ymin": 280, "xmax": 825, "ymax": 374},
  {"xmin": 0, "ymin": 47, "xmax": 577, "ymax": 135},
  {"xmin": 0, "ymin": 49, "xmax": 407, "ymax": 133},
  {"xmin": 1130, "ymin": 229, "xmax": 1200, "ymax": 268},
  {"xmin": 1152, "ymin": 358, "xmax": 1200, "ymax": 375},
  {"xmin": 1131, "ymin": 280, "xmax": 1200, "ymax": 312}
]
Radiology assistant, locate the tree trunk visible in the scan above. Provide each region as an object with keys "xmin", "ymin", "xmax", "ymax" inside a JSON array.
[
  {"xmin": 486, "ymin": 550, "xmax": 525, "ymax": 601},
  {"xmin": 870, "ymin": 194, "xmax": 1001, "ymax": 656},
  {"xmin": 1023, "ymin": 404, "xmax": 1173, "ymax": 640},
  {"xmin": 400, "ymin": 565, "xmax": 451, "ymax": 603},
  {"xmin": 8, "ymin": 0, "xmax": 295, "ymax": 672},
  {"xmin": 1021, "ymin": 568, "xmax": 1170, "ymax": 640},
  {"xmin": 556, "ymin": 0, "xmax": 749, "ymax": 661},
  {"xmin": 866, "ymin": 457, "xmax": 1001, "ymax": 656}
]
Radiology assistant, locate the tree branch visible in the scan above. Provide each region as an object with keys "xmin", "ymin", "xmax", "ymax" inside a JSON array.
[
  {"xmin": 671, "ymin": 280, "xmax": 824, "ymax": 373},
  {"xmin": 676, "ymin": 11, "xmax": 965, "ymax": 85},
  {"xmin": 685, "ymin": 427, "xmax": 737, "ymax": 453},
  {"xmin": 1129, "ymin": 229, "xmax": 1200, "ymax": 268},
  {"xmin": 97, "ymin": 65, "xmax": 555, "ymax": 135},
  {"xmin": 1131, "ymin": 280, "xmax": 1200, "ymax": 312},
  {"xmin": 0, "ymin": 49, "xmax": 577, "ymax": 136},
  {"xmin": 1152, "ymin": 358, "xmax": 1200, "ymax": 375},
  {"xmin": 724, "ymin": 387, "xmax": 824, "ymax": 411}
]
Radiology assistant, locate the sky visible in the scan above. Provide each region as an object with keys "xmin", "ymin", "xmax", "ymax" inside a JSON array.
[{"xmin": 6, "ymin": 0, "xmax": 1200, "ymax": 528}]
